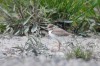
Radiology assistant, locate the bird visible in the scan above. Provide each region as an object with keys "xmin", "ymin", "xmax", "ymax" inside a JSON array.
[{"xmin": 47, "ymin": 24, "xmax": 71, "ymax": 51}]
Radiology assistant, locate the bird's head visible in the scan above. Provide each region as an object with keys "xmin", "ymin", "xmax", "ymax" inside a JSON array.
[{"xmin": 47, "ymin": 24, "xmax": 54, "ymax": 30}]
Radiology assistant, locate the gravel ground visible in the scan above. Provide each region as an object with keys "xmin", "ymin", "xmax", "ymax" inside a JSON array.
[{"xmin": 0, "ymin": 34, "xmax": 100, "ymax": 66}]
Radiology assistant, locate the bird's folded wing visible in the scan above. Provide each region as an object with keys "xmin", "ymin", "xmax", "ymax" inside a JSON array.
[{"xmin": 52, "ymin": 28, "xmax": 70, "ymax": 36}]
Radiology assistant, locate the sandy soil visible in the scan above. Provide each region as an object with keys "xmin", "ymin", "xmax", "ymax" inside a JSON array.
[{"xmin": 0, "ymin": 34, "xmax": 100, "ymax": 66}]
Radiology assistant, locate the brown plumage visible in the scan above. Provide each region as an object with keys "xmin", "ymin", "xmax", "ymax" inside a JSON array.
[
  {"xmin": 51, "ymin": 28, "xmax": 70, "ymax": 36},
  {"xmin": 47, "ymin": 24, "xmax": 71, "ymax": 36}
]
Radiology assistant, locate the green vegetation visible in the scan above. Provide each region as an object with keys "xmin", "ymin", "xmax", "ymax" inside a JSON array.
[
  {"xmin": 39, "ymin": 0, "xmax": 100, "ymax": 34},
  {"xmin": 0, "ymin": 23, "xmax": 6, "ymax": 33},
  {"xmin": 66, "ymin": 46, "xmax": 93, "ymax": 61},
  {"xmin": 0, "ymin": 0, "xmax": 100, "ymax": 35},
  {"xmin": 0, "ymin": 0, "xmax": 42, "ymax": 35}
]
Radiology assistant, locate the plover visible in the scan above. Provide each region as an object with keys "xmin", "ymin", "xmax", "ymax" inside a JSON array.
[{"xmin": 47, "ymin": 24, "xmax": 71, "ymax": 51}]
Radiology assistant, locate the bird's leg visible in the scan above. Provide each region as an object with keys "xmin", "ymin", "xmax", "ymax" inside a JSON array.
[{"xmin": 56, "ymin": 39, "xmax": 61, "ymax": 51}]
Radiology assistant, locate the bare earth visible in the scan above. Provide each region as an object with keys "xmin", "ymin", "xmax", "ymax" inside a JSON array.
[{"xmin": 0, "ymin": 34, "xmax": 100, "ymax": 66}]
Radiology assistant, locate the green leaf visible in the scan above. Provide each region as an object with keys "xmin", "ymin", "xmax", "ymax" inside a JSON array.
[
  {"xmin": 14, "ymin": 30, "xmax": 20, "ymax": 35},
  {"xmin": 24, "ymin": 26, "xmax": 29, "ymax": 35},
  {"xmin": 0, "ymin": 6, "xmax": 11, "ymax": 17},
  {"xmin": 23, "ymin": 15, "xmax": 33, "ymax": 25}
]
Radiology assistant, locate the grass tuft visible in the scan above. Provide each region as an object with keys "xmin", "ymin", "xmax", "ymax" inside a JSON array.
[{"xmin": 66, "ymin": 46, "xmax": 93, "ymax": 61}]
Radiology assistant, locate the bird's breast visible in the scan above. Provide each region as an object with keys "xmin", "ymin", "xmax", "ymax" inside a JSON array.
[{"xmin": 48, "ymin": 30, "xmax": 57, "ymax": 38}]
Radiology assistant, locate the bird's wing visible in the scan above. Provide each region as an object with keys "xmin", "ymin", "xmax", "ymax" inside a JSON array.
[{"xmin": 52, "ymin": 28, "xmax": 70, "ymax": 36}]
